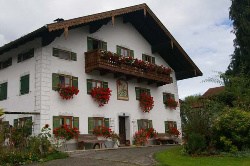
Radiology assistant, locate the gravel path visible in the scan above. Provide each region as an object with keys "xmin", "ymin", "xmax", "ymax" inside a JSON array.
[{"xmin": 31, "ymin": 145, "xmax": 178, "ymax": 166}]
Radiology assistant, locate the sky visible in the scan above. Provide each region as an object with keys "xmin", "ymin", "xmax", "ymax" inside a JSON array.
[{"xmin": 0, "ymin": 0, "xmax": 235, "ymax": 99}]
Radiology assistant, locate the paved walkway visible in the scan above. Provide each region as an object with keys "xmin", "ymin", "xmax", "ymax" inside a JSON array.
[{"xmin": 32, "ymin": 145, "xmax": 178, "ymax": 166}]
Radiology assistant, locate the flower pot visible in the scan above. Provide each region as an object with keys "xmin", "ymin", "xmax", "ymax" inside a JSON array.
[
  {"xmin": 145, "ymin": 138, "xmax": 156, "ymax": 146},
  {"xmin": 135, "ymin": 142, "xmax": 142, "ymax": 146},
  {"xmin": 97, "ymin": 136, "xmax": 107, "ymax": 141}
]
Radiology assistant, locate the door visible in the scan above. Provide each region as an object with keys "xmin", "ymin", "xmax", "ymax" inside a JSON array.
[{"xmin": 119, "ymin": 117, "xmax": 126, "ymax": 144}]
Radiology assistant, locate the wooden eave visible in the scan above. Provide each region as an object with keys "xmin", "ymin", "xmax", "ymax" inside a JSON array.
[{"xmin": 0, "ymin": 3, "xmax": 202, "ymax": 80}]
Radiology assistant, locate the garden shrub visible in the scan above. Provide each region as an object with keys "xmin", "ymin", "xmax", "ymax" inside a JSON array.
[
  {"xmin": 186, "ymin": 132, "xmax": 206, "ymax": 154},
  {"xmin": 213, "ymin": 108, "xmax": 250, "ymax": 152}
]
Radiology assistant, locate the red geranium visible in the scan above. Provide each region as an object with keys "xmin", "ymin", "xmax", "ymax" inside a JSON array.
[
  {"xmin": 53, "ymin": 125, "xmax": 80, "ymax": 140},
  {"xmin": 90, "ymin": 87, "xmax": 112, "ymax": 107},
  {"xmin": 168, "ymin": 127, "xmax": 181, "ymax": 136},
  {"xmin": 57, "ymin": 84, "xmax": 79, "ymax": 100},
  {"xmin": 139, "ymin": 94, "xmax": 154, "ymax": 113},
  {"xmin": 164, "ymin": 98, "xmax": 178, "ymax": 109},
  {"xmin": 94, "ymin": 126, "xmax": 112, "ymax": 138},
  {"xmin": 145, "ymin": 127, "xmax": 157, "ymax": 138}
]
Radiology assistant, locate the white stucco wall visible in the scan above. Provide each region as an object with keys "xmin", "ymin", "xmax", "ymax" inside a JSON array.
[{"xmin": 44, "ymin": 17, "xmax": 181, "ymax": 142}]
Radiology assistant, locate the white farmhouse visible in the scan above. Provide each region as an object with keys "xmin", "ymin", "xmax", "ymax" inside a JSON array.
[{"xmin": 0, "ymin": 4, "xmax": 202, "ymax": 145}]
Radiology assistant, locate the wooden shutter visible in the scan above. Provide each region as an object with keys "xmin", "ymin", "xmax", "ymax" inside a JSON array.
[
  {"xmin": 87, "ymin": 79, "xmax": 93, "ymax": 94},
  {"xmin": 102, "ymin": 41, "xmax": 107, "ymax": 51},
  {"xmin": 88, "ymin": 117, "xmax": 94, "ymax": 134},
  {"xmin": 72, "ymin": 76, "xmax": 78, "ymax": 89},
  {"xmin": 7, "ymin": 58, "xmax": 12, "ymax": 67},
  {"xmin": 103, "ymin": 81, "xmax": 108, "ymax": 89},
  {"xmin": 52, "ymin": 73, "xmax": 59, "ymax": 90},
  {"xmin": 174, "ymin": 121, "xmax": 177, "ymax": 128},
  {"xmin": 129, "ymin": 50, "xmax": 134, "ymax": 58},
  {"xmin": 116, "ymin": 45, "xmax": 121, "ymax": 55},
  {"xmin": 3, "ymin": 121, "xmax": 9, "ymax": 129},
  {"xmin": 163, "ymin": 93, "xmax": 167, "ymax": 103},
  {"xmin": 53, "ymin": 48, "xmax": 59, "ymax": 57},
  {"xmin": 0, "ymin": 84, "xmax": 2, "ymax": 100},
  {"xmin": 148, "ymin": 120, "xmax": 153, "ymax": 128},
  {"xmin": 73, "ymin": 117, "xmax": 79, "ymax": 129},
  {"xmin": 87, "ymin": 37, "xmax": 93, "ymax": 51},
  {"xmin": 53, "ymin": 116, "xmax": 60, "ymax": 130},
  {"xmin": 25, "ymin": 116, "xmax": 32, "ymax": 135},
  {"xmin": 152, "ymin": 57, "xmax": 155, "ymax": 64},
  {"xmin": 104, "ymin": 118, "xmax": 110, "ymax": 128},
  {"xmin": 147, "ymin": 89, "xmax": 151, "ymax": 96},
  {"xmin": 14, "ymin": 119, "xmax": 18, "ymax": 127},
  {"xmin": 137, "ymin": 119, "xmax": 142, "ymax": 130},
  {"xmin": 71, "ymin": 52, "xmax": 77, "ymax": 61},
  {"xmin": 18, "ymin": 54, "xmax": 22, "ymax": 63},
  {"xmin": 165, "ymin": 121, "xmax": 170, "ymax": 133},
  {"xmin": 171, "ymin": 94, "xmax": 175, "ymax": 100},
  {"xmin": 1, "ymin": 82, "xmax": 7, "ymax": 100},
  {"xmin": 20, "ymin": 75, "xmax": 29, "ymax": 95},
  {"xmin": 135, "ymin": 87, "xmax": 140, "ymax": 100},
  {"xmin": 142, "ymin": 54, "xmax": 146, "ymax": 61}
]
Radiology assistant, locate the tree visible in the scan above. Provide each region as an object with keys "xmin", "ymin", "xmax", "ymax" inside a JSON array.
[{"xmin": 227, "ymin": 0, "xmax": 250, "ymax": 76}]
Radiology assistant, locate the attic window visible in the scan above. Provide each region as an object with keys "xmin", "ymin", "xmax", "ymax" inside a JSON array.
[{"xmin": 58, "ymin": 50, "xmax": 70, "ymax": 60}]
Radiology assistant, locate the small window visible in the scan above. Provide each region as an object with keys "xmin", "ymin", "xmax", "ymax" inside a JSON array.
[
  {"xmin": 120, "ymin": 47, "xmax": 129, "ymax": 57},
  {"xmin": 140, "ymin": 88, "xmax": 147, "ymax": 95},
  {"xmin": 93, "ymin": 39, "xmax": 102, "ymax": 50},
  {"xmin": 59, "ymin": 75, "xmax": 71, "ymax": 87},
  {"xmin": 0, "ymin": 58, "xmax": 12, "ymax": 70},
  {"xmin": 94, "ymin": 117, "xmax": 104, "ymax": 129},
  {"xmin": 141, "ymin": 119, "xmax": 149, "ymax": 129},
  {"xmin": 60, "ymin": 116, "xmax": 72, "ymax": 127},
  {"xmin": 87, "ymin": 37, "xmax": 107, "ymax": 51},
  {"xmin": 92, "ymin": 80, "xmax": 103, "ymax": 88},
  {"xmin": 168, "ymin": 121, "xmax": 174, "ymax": 128},
  {"xmin": 20, "ymin": 74, "xmax": 29, "ymax": 95},
  {"xmin": 0, "ymin": 82, "xmax": 7, "ymax": 101},
  {"xmin": 142, "ymin": 54, "xmax": 155, "ymax": 64},
  {"xmin": 18, "ymin": 49, "xmax": 34, "ymax": 63},
  {"xmin": 117, "ymin": 46, "xmax": 134, "ymax": 57},
  {"xmin": 58, "ymin": 50, "xmax": 71, "ymax": 60},
  {"xmin": 19, "ymin": 118, "xmax": 26, "ymax": 127}
]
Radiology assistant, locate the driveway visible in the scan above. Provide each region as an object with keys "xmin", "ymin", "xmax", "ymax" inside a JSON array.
[{"xmin": 32, "ymin": 145, "xmax": 178, "ymax": 166}]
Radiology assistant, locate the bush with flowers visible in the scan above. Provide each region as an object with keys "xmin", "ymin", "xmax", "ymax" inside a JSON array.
[
  {"xmin": 133, "ymin": 128, "xmax": 148, "ymax": 145},
  {"xmin": 164, "ymin": 98, "xmax": 178, "ymax": 109},
  {"xmin": 169, "ymin": 127, "xmax": 181, "ymax": 137},
  {"xmin": 93, "ymin": 126, "xmax": 112, "ymax": 138},
  {"xmin": 90, "ymin": 87, "xmax": 112, "ymax": 107},
  {"xmin": 145, "ymin": 127, "xmax": 157, "ymax": 139},
  {"xmin": 53, "ymin": 125, "xmax": 80, "ymax": 141},
  {"xmin": 139, "ymin": 94, "xmax": 154, "ymax": 113},
  {"xmin": 57, "ymin": 84, "xmax": 79, "ymax": 100}
]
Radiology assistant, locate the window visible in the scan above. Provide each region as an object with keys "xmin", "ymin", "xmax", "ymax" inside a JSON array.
[
  {"xmin": 18, "ymin": 49, "xmax": 34, "ymax": 63},
  {"xmin": 141, "ymin": 119, "xmax": 148, "ymax": 129},
  {"xmin": 165, "ymin": 121, "xmax": 177, "ymax": 133},
  {"xmin": 117, "ymin": 46, "xmax": 134, "ymax": 58},
  {"xmin": 87, "ymin": 37, "xmax": 107, "ymax": 51},
  {"xmin": 88, "ymin": 117, "xmax": 109, "ymax": 134},
  {"xmin": 163, "ymin": 93, "xmax": 175, "ymax": 103},
  {"xmin": 94, "ymin": 117, "xmax": 104, "ymax": 129},
  {"xmin": 52, "ymin": 48, "xmax": 77, "ymax": 61},
  {"xmin": 135, "ymin": 87, "xmax": 151, "ymax": 100},
  {"xmin": 60, "ymin": 116, "xmax": 72, "ymax": 127},
  {"xmin": 15, "ymin": 117, "xmax": 32, "ymax": 135},
  {"xmin": 0, "ymin": 58, "xmax": 12, "ymax": 70},
  {"xmin": 0, "ymin": 82, "xmax": 7, "ymax": 101},
  {"xmin": 19, "ymin": 118, "xmax": 27, "ymax": 127},
  {"xmin": 142, "ymin": 54, "xmax": 155, "ymax": 64},
  {"xmin": 87, "ymin": 79, "xmax": 108, "ymax": 94},
  {"xmin": 20, "ymin": 74, "xmax": 29, "ymax": 95},
  {"xmin": 137, "ymin": 119, "xmax": 152, "ymax": 130},
  {"xmin": 52, "ymin": 73, "xmax": 78, "ymax": 90}
]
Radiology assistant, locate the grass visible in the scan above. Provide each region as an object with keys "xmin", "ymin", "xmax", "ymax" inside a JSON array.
[
  {"xmin": 40, "ymin": 151, "xmax": 69, "ymax": 163},
  {"xmin": 154, "ymin": 147, "xmax": 250, "ymax": 166}
]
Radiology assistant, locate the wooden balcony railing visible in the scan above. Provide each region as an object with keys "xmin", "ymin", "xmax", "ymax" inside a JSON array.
[{"xmin": 85, "ymin": 49, "xmax": 171, "ymax": 86}]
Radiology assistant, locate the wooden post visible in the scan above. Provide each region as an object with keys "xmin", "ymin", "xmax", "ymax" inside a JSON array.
[
  {"xmin": 171, "ymin": 40, "xmax": 174, "ymax": 49},
  {"xmin": 144, "ymin": 7, "xmax": 147, "ymax": 17},
  {"xmin": 112, "ymin": 15, "xmax": 115, "ymax": 26},
  {"xmin": 64, "ymin": 27, "xmax": 68, "ymax": 40}
]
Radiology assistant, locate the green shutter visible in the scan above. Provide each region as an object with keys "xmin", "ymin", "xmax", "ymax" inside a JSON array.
[
  {"xmin": 137, "ymin": 120, "xmax": 142, "ymax": 130},
  {"xmin": 25, "ymin": 117, "xmax": 32, "ymax": 135},
  {"xmin": 103, "ymin": 81, "xmax": 108, "ymax": 89},
  {"xmin": 18, "ymin": 54, "xmax": 22, "ymax": 63},
  {"xmin": 166, "ymin": 93, "xmax": 171, "ymax": 100},
  {"xmin": 104, "ymin": 118, "xmax": 110, "ymax": 128},
  {"xmin": 148, "ymin": 120, "xmax": 153, "ymax": 128},
  {"xmin": 53, "ymin": 116, "xmax": 60, "ymax": 130},
  {"xmin": 117, "ymin": 45, "xmax": 121, "ymax": 55},
  {"xmin": 142, "ymin": 54, "xmax": 146, "ymax": 61},
  {"xmin": 129, "ymin": 50, "xmax": 134, "ymax": 58},
  {"xmin": 147, "ymin": 89, "xmax": 151, "ymax": 96},
  {"xmin": 102, "ymin": 41, "xmax": 107, "ymax": 51},
  {"xmin": 29, "ymin": 49, "xmax": 34, "ymax": 58},
  {"xmin": 171, "ymin": 94, "xmax": 175, "ymax": 100},
  {"xmin": 170, "ymin": 77, "xmax": 173, "ymax": 83},
  {"xmin": 1, "ymin": 82, "xmax": 7, "ymax": 100},
  {"xmin": 87, "ymin": 37, "xmax": 93, "ymax": 51},
  {"xmin": 135, "ymin": 87, "xmax": 140, "ymax": 100},
  {"xmin": 87, "ymin": 79, "xmax": 93, "ymax": 94},
  {"xmin": 152, "ymin": 57, "xmax": 155, "ymax": 64},
  {"xmin": 71, "ymin": 52, "xmax": 77, "ymax": 61},
  {"xmin": 73, "ymin": 117, "xmax": 79, "ymax": 129},
  {"xmin": 14, "ymin": 119, "xmax": 18, "ymax": 127},
  {"xmin": 163, "ymin": 93, "xmax": 167, "ymax": 103},
  {"xmin": 0, "ymin": 84, "xmax": 2, "ymax": 100},
  {"xmin": 72, "ymin": 76, "xmax": 78, "ymax": 89},
  {"xmin": 53, "ymin": 48, "xmax": 59, "ymax": 57},
  {"xmin": 3, "ymin": 121, "xmax": 9, "ymax": 129},
  {"xmin": 165, "ymin": 121, "xmax": 170, "ymax": 133},
  {"xmin": 88, "ymin": 117, "xmax": 94, "ymax": 134},
  {"xmin": 20, "ymin": 75, "xmax": 29, "ymax": 95},
  {"xmin": 7, "ymin": 58, "xmax": 12, "ymax": 66},
  {"xmin": 174, "ymin": 121, "xmax": 177, "ymax": 128},
  {"xmin": 52, "ymin": 73, "xmax": 59, "ymax": 90}
]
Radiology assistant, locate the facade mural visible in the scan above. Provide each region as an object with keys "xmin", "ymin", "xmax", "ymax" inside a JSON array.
[{"xmin": 117, "ymin": 79, "xmax": 129, "ymax": 100}]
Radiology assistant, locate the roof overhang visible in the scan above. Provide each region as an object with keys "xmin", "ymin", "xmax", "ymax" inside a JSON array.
[{"xmin": 0, "ymin": 3, "xmax": 202, "ymax": 80}]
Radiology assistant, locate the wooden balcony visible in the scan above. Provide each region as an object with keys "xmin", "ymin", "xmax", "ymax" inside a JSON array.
[{"xmin": 85, "ymin": 49, "xmax": 171, "ymax": 86}]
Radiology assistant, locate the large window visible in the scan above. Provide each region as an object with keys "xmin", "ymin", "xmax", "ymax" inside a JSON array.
[
  {"xmin": 20, "ymin": 74, "xmax": 29, "ymax": 95},
  {"xmin": 0, "ymin": 82, "xmax": 7, "ymax": 101}
]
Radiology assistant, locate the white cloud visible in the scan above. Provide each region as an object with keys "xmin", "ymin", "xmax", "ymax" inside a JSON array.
[{"xmin": 0, "ymin": 34, "xmax": 8, "ymax": 47}]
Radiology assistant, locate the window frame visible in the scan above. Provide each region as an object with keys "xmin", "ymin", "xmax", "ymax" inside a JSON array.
[
  {"xmin": 139, "ymin": 88, "xmax": 147, "ymax": 95},
  {"xmin": 144, "ymin": 54, "xmax": 152, "ymax": 63},
  {"xmin": 120, "ymin": 46, "xmax": 130, "ymax": 57},
  {"xmin": 59, "ymin": 116, "xmax": 73, "ymax": 128},
  {"xmin": 167, "ymin": 121, "xmax": 174, "ymax": 128},
  {"xmin": 58, "ymin": 49, "xmax": 71, "ymax": 60},
  {"xmin": 91, "ymin": 80, "xmax": 103, "ymax": 88},
  {"xmin": 18, "ymin": 118, "xmax": 27, "ymax": 127},
  {"xmin": 92, "ymin": 38, "xmax": 103, "ymax": 50},
  {"xmin": 141, "ymin": 119, "xmax": 149, "ymax": 129},
  {"xmin": 59, "ymin": 74, "xmax": 72, "ymax": 87},
  {"xmin": 93, "ymin": 117, "xmax": 104, "ymax": 129}
]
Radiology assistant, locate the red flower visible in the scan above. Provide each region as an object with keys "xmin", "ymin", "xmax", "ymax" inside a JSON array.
[
  {"xmin": 90, "ymin": 87, "xmax": 112, "ymax": 107},
  {"xmin": 139, "ymin": 94, "xmax": 154, "ymax": 113}
]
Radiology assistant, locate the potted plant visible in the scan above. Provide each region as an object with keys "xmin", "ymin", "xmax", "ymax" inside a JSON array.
[
  {"xmin": 53, "ymin": 125, "xmax": 80, "ymax": 141},
  {"xmin": 168, "ymin": 127, "xmax": 181, "ymax": 137},
  {"xmin": 57, "ymin": 84, "xmax": 79, "ymax": 100},
  {"xmin": 164, "ymin": 98, "xmax": 178, "ymax": 109},
  {"xmin": 139, "ymin": 94, "xmax": 154, "ymax": 113},
  {"xmin": 110, "ymin": 132, "xmax": 120, "ymax": 148},
  {"xmin": 90, "ymin": 87, "xmax": 112, "ymax": 107},
  {"xmin": 133, "ymin": 129, "xmax": 148, "ymax": 146},
  {"xmin": 94, "ymin": 126, "xmax": 112, "ymax": 140},
  {"xmin": 145, "ymin": 127, "xmax": 157, "ymax": 145}
]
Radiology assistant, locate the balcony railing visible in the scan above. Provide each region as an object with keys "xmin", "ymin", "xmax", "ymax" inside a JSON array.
[{"xmin": 85, "ymin": 49, "xmax": 171, "ymax": 86}]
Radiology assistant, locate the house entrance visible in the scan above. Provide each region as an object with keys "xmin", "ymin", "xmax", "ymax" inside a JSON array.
[{"xmin": 119, "ymin": 117, "xmax": 126, "ymax": 145}]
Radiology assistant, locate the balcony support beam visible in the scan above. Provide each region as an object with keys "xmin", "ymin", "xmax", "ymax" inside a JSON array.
[
  {"xmin": 126, "ymin": 75, "xmax": 134, "ymax": 81},
  {"xmin": 114, "ymin": 73, "xmax": 123, "ymax": 78},
  {"xmin": 137, "ymin": 78, "xmax": 145, "ymax": 83},
  {"xmin": 100, "ymin": 70, "xmax": 109, "ymax": 76}
]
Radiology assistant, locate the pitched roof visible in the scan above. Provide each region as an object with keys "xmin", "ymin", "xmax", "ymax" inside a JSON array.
[
  {"xmin": 202, "ymin": 86, "xmax": 225, "ymax": 98},
  {"xmin": 0, "ymin": 3, "xmax": 202, "ymax": 80}
]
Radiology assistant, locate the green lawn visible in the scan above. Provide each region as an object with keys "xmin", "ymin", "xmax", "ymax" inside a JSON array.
[{"xmin": 155, "ymin": 147, "xmax": 250, "ymax": 166}]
